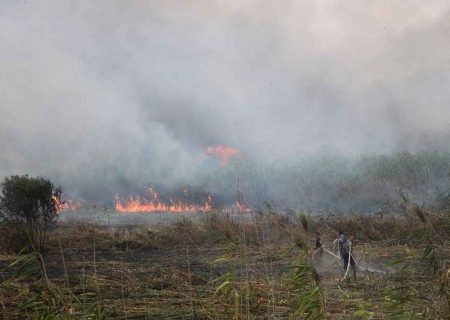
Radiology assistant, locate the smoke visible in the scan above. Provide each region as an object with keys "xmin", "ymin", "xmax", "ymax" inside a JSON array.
[{"xmin": 1, "ymin": 0, "xmax": 450, "ymax": 203}]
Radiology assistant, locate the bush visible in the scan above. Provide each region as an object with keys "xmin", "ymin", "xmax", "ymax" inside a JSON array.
[{"xmin": 0, "ymin": 175, "xmax": 61, "ymax": 254}]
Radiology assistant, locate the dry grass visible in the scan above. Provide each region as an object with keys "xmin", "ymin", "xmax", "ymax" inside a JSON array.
[{"xmin": 0, "ymin": 211, "xmax": 449, "ymax": 319}]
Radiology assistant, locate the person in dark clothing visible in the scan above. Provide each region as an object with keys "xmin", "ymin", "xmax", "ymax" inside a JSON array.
[
  {"xmin": 314, "ymin": 231, "xmax": 323, "ymax": 258},
  {"xmin": 342, "ymin": 236, "xmax": 356, "ymax": 279},
  {"xmin": 336, "ymin": 231, "xmax": 347, "ymax": 259},
  {"xmin": 315, "ymin": 231, "xmax": 322, "ymax": 250}
]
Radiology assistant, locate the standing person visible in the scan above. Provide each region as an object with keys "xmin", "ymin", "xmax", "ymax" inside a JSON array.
[
  {"xmin": 334, "ymin": 231, "xmax": 347, "ymax": 260},
  {"xmin": 315, "ymin": 231, "xmax": 322, "ymax": 250},
  {"xmin": 342, "ymin": 236, "xmax": 356, "ymax": 280},
  {"xmin": 314, "ymin": 231, "xmax": 323, "ymax": 258}
]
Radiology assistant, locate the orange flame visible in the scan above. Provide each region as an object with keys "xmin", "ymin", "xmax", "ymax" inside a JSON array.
[
  {"xmin": 205, "ymin": 145, "xmax": 240, "ymax": 165},
  {"xmin": 54, "ymin": 197, "xmax": 82, "ymax": 213},
  {"xmin": 115, "ymin": 189, "xmax": 213, "ymax": 213},
  {"xmin": 234, "ymin": 201, "xmax": 252, "ymax": 213}
]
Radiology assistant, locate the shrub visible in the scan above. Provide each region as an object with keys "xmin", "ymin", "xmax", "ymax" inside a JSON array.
[{"xmin": 0, "ymin": 175, "xmax": 61, "ymax": 255}]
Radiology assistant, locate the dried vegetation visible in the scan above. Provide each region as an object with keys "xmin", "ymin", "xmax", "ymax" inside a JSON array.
[{"xmin": 1, "ymin": 209, "xmax": 450, "ymax": 319}]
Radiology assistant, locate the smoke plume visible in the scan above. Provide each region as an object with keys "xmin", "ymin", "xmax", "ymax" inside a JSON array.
[{"xmin": 1, "ymin": 1, "xmax": 450, "ymax": 205}]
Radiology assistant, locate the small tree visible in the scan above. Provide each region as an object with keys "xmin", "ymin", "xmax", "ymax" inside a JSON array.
[{"xmin": 0, "ymin": 175, "xmax": 61, "ymax": 277}]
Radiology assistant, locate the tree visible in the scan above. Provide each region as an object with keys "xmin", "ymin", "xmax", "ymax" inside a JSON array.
[{"xmin": 0, "ymin": 175, "xmax": 61, "ymax": 278}]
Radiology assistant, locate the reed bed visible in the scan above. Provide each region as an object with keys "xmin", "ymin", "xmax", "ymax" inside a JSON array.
[{"xmin": 1, "ymin": 210, "xmax": 449, "ymax": 319}]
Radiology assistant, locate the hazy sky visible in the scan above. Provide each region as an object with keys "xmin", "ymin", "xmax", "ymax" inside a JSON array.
[{"xmin": 1, "ymin": 0, "xmax": 450, "ymax": 199}]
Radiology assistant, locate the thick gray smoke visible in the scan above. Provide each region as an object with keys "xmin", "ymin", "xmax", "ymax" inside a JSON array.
[{"xmin": 1, "ymin": 1, "xmax": 450, "ymax": 205}]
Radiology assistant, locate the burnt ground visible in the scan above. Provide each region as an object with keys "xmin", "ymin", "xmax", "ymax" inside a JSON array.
[
  {"xmin": 1, "ymin": 214, "xmax": 450, "ymax": 319},
  {"xmin": 2, "ymin": 237, "xmax": 439, "ymax": 319}
]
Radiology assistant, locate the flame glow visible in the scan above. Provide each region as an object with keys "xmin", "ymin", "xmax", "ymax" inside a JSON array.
[
  {"xmin": 115, "ymin": 189, "xmax": 213, "ymax": 213},
  {"xmin": 205, "ymin": 145, "xmax": 240, "ymax": 165},
  {"xmin": 234, "ymin": 201, "xmax": 252, "ymax": 213},
  {"xmin": 54, "ymin": 197, "xmax": 82, "ymax": 213}
]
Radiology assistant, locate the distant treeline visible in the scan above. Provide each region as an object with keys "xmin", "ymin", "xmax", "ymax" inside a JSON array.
[
  {"xmin": 235, "ymin": 151, "xmax": 450, "ymax": 212},
  {"xmin": 47, "ymin": 151, "xmax": 450, "ymax": 213}
]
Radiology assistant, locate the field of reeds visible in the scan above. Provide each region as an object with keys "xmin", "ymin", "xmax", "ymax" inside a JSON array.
[{"xmin": 1, "ymin": 207, "xmax": 449, "ymax": 319}]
